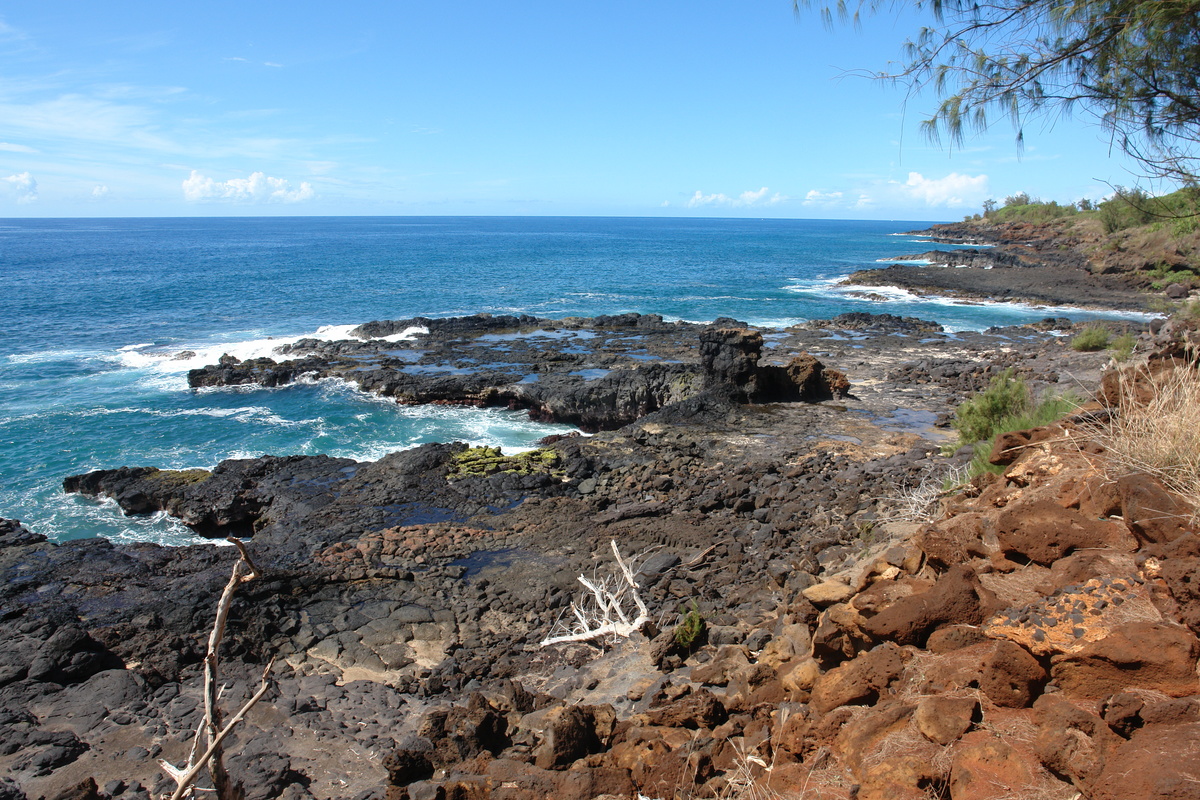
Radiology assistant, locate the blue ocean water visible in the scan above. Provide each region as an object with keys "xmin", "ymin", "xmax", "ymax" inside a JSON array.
[{"xmin": 0, "ymin": 216, "xmax": 1151, "ymax": 544}]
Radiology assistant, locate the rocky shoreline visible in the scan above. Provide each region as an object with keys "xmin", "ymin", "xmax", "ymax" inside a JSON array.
[
  {"xmin": 842, "ymin": 221, "xmax": 1160, "ymax": 311},
  {"xmin": 3, "ymin": 304, "xmax": 1196, "ymax": 800}
]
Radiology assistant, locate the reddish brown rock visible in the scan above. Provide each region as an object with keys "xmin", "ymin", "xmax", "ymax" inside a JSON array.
[
  {"xmin": 917, "ymin": 640, "xmax": 1046, "ymax": 709},
  {"xmin": 915, "ymin": 695, "xmax": 978, "ymax": 745},
  {"xmin": 1060, "ymin": 472, "xmax": 1123, "ymax": 518},
  {"xmin": 811, "ymin": 601, "xmax": 873, "ymax": 666},
  {"xmin": 464, "ymin": 757, "xmax": 635, "ymax": 800},
  {"xmin": 1033, "ymin": 694, "xmax": 1122, "ymax": 790},
  {"xmin": 642, "ymin": 688, "xmax": 727, "ymax": 730},
  {"xmin": 690, "ymin": 645, "xmax": 751, "ymax": 686},
  {"xmin": 532, "ymin": 704, "xmax": 616, "ymax": 770},
  {"xmin": 834, "ymin": 700, "xmax": 917, "ymax": 778},
  {"xmin": 995, "ymin": 499, "xmax": 1134, "ymax": 565},
  {"xmin": 855, "ymin": 756, "xmax": 942, "ymax": 800},
  {"xmin": 926, "ymin": 624, "xmax": 989, "ymax": 653},
  {"xmin": 989, "ymin": 425, "xmax": 1060, "ymax": 466},
  {"xmin": 1051, "ymin": 622, "xmax": 1200, "ymax": 699},
  {"xmin": 809, "ymin": 642, "xmax": 909, "ymax": 716},
  {"xmin": 1118, "ymin": 473, "xmax": 1194, "ymax": 544},
  {"xmin": 916, "ymin": 514, "xmax": 993, "ymax": 571},
  {"xmin": 861, "ymin": 564, "xmax": 996, "ymax": 647},
  {"xmin": 1091, "ymin": 722, "xmax": 1200, "ymax": 800},
  {"xmin": 949, "ymin": 731, "xmax": 1043, "ymax": 800},
  {"xmin": 977, "ymin": 640, "xmax": 1046, "ymax": 708}
]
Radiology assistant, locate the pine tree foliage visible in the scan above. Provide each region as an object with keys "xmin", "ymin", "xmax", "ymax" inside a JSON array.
[{"xmin": 801, "ymin": 1, "xmax": 1200, "ymax": 185}]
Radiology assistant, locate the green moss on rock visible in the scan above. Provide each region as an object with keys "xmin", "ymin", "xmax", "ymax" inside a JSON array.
[
  {"xmin": 447, "ymin": 446, "xmax": 564, "ymax": 479},
  {"xmin": 145, "ymin": 468, "xmax": 212, "ymax": 488}
]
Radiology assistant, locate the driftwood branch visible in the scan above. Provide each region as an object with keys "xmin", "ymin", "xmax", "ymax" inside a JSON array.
[
  {"xmin": 165, "ymin": 659, "xmax": 275, "ymax": 800},
  {"xmin": 541, "ymin": 540, "xmax": 650, "ymax": 646},
  {"xmin": 161, "ymin": 538, "xmax": 271, "ymax": 800}
]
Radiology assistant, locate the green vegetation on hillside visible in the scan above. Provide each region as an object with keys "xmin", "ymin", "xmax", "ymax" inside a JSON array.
[{"xmin": 957, "ymin": 188, "xmax": 1200, "ymax": 291}]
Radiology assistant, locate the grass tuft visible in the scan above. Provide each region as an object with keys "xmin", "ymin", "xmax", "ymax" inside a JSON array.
[
  {"xmin": 1086, "ymin": 363, "xmax": 1200, "ymax": 510},
  {"xmin": 1070, "ymin": 325, "xmax": 1111, "ymax": 352},
  {"xmin": 1110, "ymin": 332, "xmax": 1137, "ymax": 362}
]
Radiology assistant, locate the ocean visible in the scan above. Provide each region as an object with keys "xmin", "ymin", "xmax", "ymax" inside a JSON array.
[{"xmin": 0, "ymin": 216, "xmax": 1150, "ymax": 545}]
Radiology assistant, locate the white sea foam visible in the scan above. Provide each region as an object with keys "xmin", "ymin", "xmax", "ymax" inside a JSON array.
[
  {"xmin": 370, "ymin": 326, "xmax": 428, "ymax": 342},
  {"xmin": 786, "ymin": 276, "xmax": 1164, "ymax": 330},
  {"xmin": 105, "ymin": 320, "xmax": 423, "ymax": 385},
  {"xmin": 36, "ymin": 493, "xmax": 212, "ymax": 547},
  {"xmin": 6, "ymin": 349, "xmax": 95, "ymax": 365},
  {"xmin": 875, "ymin": 257, "xmax": 933, "ymax": 265}
]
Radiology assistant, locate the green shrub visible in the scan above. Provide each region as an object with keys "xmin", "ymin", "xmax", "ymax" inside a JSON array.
[
  {"xmin": 673, "ymin": 603, "xmax": 706, "ymax": 651},
  {"xmin": 1146, "ymin": 262, "xmax": 1198, "ymax": 290},
  {"xmin": 952, "ymin": 369, "xmax": 1081, "ymax": 479},
  {"xmin": 953, "ymin": 369, "xmax": 1030, "ymax": 444},
  {"xmin": 963, "ymin": 391, "xmax": 1082, "ymax": 477},
  {"xmin": 1071, "ymin": 326, "xmax": 1111, "ymax": 352},
  {"xmin": 1110, "ymin": 332, "xmax": 1136, "ymax": 362}
]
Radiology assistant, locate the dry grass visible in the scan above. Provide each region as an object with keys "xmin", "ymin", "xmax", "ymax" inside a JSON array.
[
  {"xmin": 1087, "ymin": 362, "xmax": 1200, "ymax": 518},
  {"xmin": 882, "ymin": 464, "xmax": 970, "ymax": 523}
]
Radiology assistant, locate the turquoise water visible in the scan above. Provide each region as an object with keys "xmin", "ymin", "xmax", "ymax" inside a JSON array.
[{"xmin": 0, "ymin": 216, "xmax": 1150, "ymax": 544}]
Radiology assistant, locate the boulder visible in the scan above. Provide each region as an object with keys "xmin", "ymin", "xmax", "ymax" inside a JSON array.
[
  {"xmin": 949, "ymin": 731, "xmax": 1045, "ymax": 800},
  {"xmin": 834, "ymin": 700, "xmax": 916, "ymax": 778},
  {"xmin": 801, "ymin": 580, "xmax": 855, "ymax": 607},
  {"xmin": 862, "ymin": 564, "xmax": 996, "ymax": 647},
  {"xmin": 1033, "ymin": 694, "xmax": 1122, "ymax": 789},
  {"xmin": 1051, "ymin": 622, "xmax": 1200, "ymax": 699},
  {"xmin": 809, "ymin": 642, "xmax": 909, "ymax": 716},
  {"xmin": 1117, "ymin": 473, "xmax": 1194, "ymax": 544},
  {"xmin": 915, "ymin": 695, "xmax": 978, "ymax": 745},
  {"xmin": 1091, "ymin": 722, "xmax": 1200, "ymax": 799},
  {"xmin": 915, "ymin": 514, "xmax": 993, "ymax": 571},
  {"xmin": 917, "ymin": 640, "xmax": 1046, "ymax": 709},
  {"xmin": 995, "ymin": 500, "xmax": 1135, "ymax": 565},
  {"xmin": 699, "ymin": 328, "xmax": 761, "ymax": 400},
  {"xmin": 642, "ymin": 688, "xmax": 727, "ymax": 730},
  {"xmin": 855, "ymin": 757, "xmax": 942, "ymax": 800},
  {"xmin": 533, "ymin": 704, "xmax": 616, "ymax": 770}
]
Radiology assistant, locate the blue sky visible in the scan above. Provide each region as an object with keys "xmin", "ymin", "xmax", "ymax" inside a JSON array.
[{"xmin": 0, "ymin": 1, "xmax": 1150, "ymax": 219}]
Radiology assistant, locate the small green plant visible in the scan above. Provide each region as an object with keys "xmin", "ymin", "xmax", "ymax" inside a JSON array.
[
  {"xmin": 952, "ymin": 370, "xmax": 1081, "ymax": 479},
  {"xmin": 673, "ymin": 602, "xmax": 706, "ymax": 652},
  {"xmin": 1071, "ymin": 325, "xmax": 1111, "ymax": 352},
  {"xmin": 1111, "ymin": 332, "xmax": 1137, "ymax": 362},
  {"xmin": 952, "ymin": 368, "xmax": 1030, "ymax": 444}
]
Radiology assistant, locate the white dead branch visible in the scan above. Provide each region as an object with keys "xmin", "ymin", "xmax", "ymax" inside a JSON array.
[
  {"xmin": 541, "ymin": 539, "xmax": 650, "ymax": 646},
  {"xmin": 160, "ymin": 538, "xmax": 275, "ymax": 800}
]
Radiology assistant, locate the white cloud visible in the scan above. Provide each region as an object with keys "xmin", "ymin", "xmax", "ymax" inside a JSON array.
[
  {"xmin": 182, "ymin": 170, "xmax": 315, "ymax": 203},
  {"xmin": 898, "ymin": 171, "xmax": 989, "ymax": 207},
  {"xmin": 803, "ymin": 189, "xmax": 844, "ymax": 205},
  {"xmin": 2, "ymin": 171, "xmax": 37, "ymax": 203},
  {"xmin": 0, "ymin": 142, "xmax": 36, "ymax": 153},
  {"xmin": 686, "ymin": 187, "xmax": 787, "ymax": 208},
  {"xmin": 92, "ymin": 185, "xmax": 109, "ymax": 198},
  {"xmin": 0, "ymin": 94, "xmax": 172, "ymax": 152}
]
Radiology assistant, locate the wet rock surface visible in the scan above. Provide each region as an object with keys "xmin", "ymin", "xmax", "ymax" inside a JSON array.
[{"xmin": 3, "ymin": 311, "xmax": 1188, "ymax": 799}]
